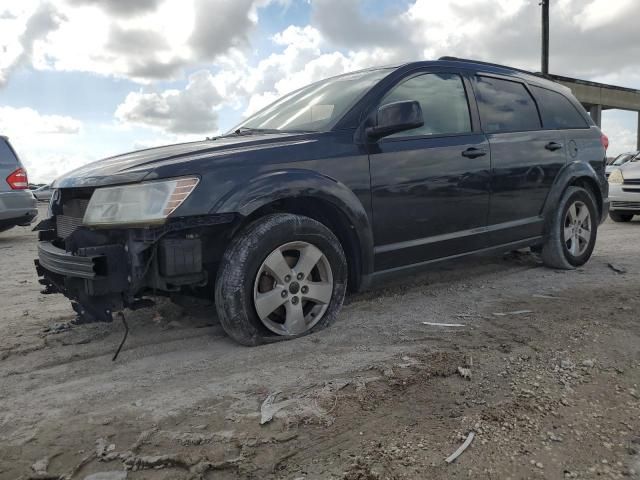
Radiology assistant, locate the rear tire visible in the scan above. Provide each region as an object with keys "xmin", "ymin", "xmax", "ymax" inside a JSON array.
[
  {"xmin": 215, "ymin": 213, "xmax": 347, "ymax": 346},
  {"xmin": 541, "ymin": 186, "xmax": 598, "ymax": 269},
  {"xmin": 609, "ymin": 212, "xmax": 634, "ymax": 223}
]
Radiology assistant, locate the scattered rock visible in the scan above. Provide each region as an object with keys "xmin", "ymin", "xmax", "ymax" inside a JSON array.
[
  {"xmin": 43, "ymin": 322, "xmax": 71, "ymax": 334},
  {"xmin": 96, "ymin": 437, "xmax": 108, "ymax": 457},
  {"xmin": 581, "ymin": 359, "xmax": 595, "ymax": 368},
  {"xmin": 166, "ymin": 320, "xmax": 182, "ymax": 329},
  {"xmin": 560, "ymin": 360, "xmax": 573, "ymax": 370},
  {"xmin": 547, "ymin": 432, "xmax": 563, "ymax": 442},
  {"xmin": 31, "ymin": 456, "xmax": 49, "ymax": 475},
  {"xmin": 343, "ymin": 457, "xmax": 379, "ymax": 479}
]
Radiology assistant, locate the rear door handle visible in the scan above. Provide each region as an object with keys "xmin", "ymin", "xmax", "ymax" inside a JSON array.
[
  {"xmin": 461, "ymin": 147, "xmax": 487, "ymax": 159},
  {"xmin": 545, "ymin": 141, "xmax": 563, "ymax": 151}
]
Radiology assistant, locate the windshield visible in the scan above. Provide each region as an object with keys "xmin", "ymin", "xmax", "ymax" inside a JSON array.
[
  {"xmin": 230, "ymin": 68, "xmax": 392, "ymax": 133},
  {"xmin": 612, "ymin": 154, "xmax": 633, "ymax": 166}
]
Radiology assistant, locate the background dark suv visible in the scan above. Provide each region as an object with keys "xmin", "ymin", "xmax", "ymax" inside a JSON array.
[{"xmin": 35, "ymin": 58, "xmax": 608, "ymax": 345}]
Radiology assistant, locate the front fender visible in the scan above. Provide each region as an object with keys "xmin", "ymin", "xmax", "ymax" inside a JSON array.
[
  {"xmin": 542, "ymin": 160, "xmax": 607, "ymax": 228},
  {"xmin": 213, "ymin": 169, "xmax": 375, "ymax": 278}
]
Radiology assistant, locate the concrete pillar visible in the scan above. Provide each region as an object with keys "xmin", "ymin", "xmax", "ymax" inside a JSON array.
[{"xmin": 589, "ymin": 104, "xmax": 602, "ymax": 127}]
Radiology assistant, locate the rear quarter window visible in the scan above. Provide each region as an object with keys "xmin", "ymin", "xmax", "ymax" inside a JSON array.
[
  {"xmin": 0, "ymin": 139, "xmax": 20, "ymax": 168},
  {"xmin": 474, "ymin": 76, "xmax": 541, "ymax": 133},
  {"xmin": 530, "ymin": 85, "xmax": 589, "ymax": 129}
]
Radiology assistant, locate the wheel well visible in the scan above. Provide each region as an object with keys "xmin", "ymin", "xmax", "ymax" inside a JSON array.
[
  {"xmin": 239, "ymin": 197, "xmax": 363, "ymax": 292},
  {"xmin": 570, "ymin": 176, "xmax": 603, "ymax": 220}
]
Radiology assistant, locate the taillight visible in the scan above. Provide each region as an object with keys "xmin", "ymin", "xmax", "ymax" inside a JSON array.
[
  {"xmin": 6, "ymin": 167, "xmax": 28, "ymax": 190},
  {"xmin": 601, "ymin": 133, "xmax": 609, "ymax": 151}
]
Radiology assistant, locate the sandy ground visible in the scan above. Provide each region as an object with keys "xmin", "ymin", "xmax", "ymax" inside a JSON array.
[{"xmin": 1, "ymin": 205, "xmax": 639, "ymax": 480}]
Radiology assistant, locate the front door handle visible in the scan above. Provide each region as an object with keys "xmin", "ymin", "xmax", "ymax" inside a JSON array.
[
  {"xmin": 461, "ymin": 147, "xmax": 487, "ymax": 159},
  {"xmin": 545, "ymin": 141, "xmax": 563, "ymax": 151}
]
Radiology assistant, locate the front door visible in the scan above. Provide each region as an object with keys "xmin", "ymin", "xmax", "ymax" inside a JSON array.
[{"xmin": 369, "ymin": 71, "xmax": 491, "ymax": 271}]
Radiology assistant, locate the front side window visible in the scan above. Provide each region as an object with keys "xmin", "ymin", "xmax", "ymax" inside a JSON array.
[
  {"xmin": 531, "ymin": 85, "xmax": 589, "ymax": 129},
  {"xmin": 379, "ymin": 73, "xmax": 472, "ymax": 138},
  {"xmin": 475, "ymin": 76, "xmax": 541, "ymax": 133}
]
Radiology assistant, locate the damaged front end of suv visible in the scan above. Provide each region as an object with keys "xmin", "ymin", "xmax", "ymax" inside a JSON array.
[{"xmin": 35, "ymin": 174, "xmax": 236, "ymax": 323}]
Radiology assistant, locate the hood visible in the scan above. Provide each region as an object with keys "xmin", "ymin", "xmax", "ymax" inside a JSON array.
[
  {"xmin": 620, "ymin": 160, "xmax": 640, "ymax": 180},
  {"xmin": 53, "ymin": 132, "xmax": 314, "ymax": 188}
]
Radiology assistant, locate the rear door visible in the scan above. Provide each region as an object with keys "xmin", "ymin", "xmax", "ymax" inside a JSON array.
[
  {"xmin": 472, "ymin": 75, "xmax": 567, "ymax": 244},
  {"xmin": 369, "ymin": 70, "xmax": 491, "ymax": 271},
  {"xmin": 529, "ymin": 84, "xmax": 598, "ymax": 178}
]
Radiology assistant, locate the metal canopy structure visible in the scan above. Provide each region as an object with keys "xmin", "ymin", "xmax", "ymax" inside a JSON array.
[
  {"xmin": 548, "ymin": 74, "xmax": 640, "ymax": 150},
  {"xmin": 540, "ymin": 1, "xmax": 640, "ymax": 151}
]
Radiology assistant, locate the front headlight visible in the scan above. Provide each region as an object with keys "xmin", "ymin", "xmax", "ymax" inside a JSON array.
[
  {"xmin": 608, "ymin": 169, "xmax": 624, "ymax": 185},
  {"xmin": 83, "ymin": 177, "xmax": 199, "ymax": 227}
]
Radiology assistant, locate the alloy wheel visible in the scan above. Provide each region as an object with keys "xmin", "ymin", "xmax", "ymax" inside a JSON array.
[
  {"xmin": 563, "ymin": 200, "xmax": 591, "ymax": 257},
  {"xmin": 253, "ymin": 241, "xmax": 333, "ymax": 336}
]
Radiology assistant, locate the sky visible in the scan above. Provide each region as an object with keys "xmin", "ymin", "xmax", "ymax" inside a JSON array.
[{"xmin": 0, "ymin": 0, "xmax": 639, "ymax": 183}]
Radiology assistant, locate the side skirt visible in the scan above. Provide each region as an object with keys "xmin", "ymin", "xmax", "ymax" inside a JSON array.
[{"xmin": 359, "ymin": 236, "xmax": 543, "ymax": 290}]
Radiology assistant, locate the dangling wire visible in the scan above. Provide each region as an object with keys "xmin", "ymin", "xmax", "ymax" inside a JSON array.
[{"xmin": 112, "ymin": 311, "xmax": 129, "ymax": 361}]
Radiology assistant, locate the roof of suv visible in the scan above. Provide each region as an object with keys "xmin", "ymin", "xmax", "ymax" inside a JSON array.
[{"xmin": 391, "ymin": 57, "xmax": 569, "ymax": 94}]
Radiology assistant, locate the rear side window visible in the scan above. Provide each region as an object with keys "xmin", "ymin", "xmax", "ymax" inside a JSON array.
[
  {"xmin": 380, "ymin": 73, "xmax": 472, "ymax": 138},
  {"xmin": 530, "ymin": 86, "xmax": 589, "ymax": 129},
  {"xmin": 474, "ymin": 76, "xmax": 541, "ymax": 133},
  {"xmin": 0, "ymin": 139, "xmax": 20, "ymax": 168}
]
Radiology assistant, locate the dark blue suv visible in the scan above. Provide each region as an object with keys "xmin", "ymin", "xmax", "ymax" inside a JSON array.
[{"xmin": 35, "ymin": 58, "xmax": 608, "ymax": 345}]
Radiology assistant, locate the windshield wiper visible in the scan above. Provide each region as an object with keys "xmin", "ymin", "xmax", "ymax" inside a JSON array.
[
  {"xmin": 212, "ymin": 127, "xmax": 315, "ymax": 139},
  {"xmin": 232, "ymin": 127, "xmax": 283, "ymax": 136}
]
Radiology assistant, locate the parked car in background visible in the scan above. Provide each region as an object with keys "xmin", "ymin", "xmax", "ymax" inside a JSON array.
[
  {"xmin": 0, "ymin": 136, "xmax": 37, "ymax": 233},
  {"xmin": 33, "ymin": 184, "xmax": 53, "ymax": 202},
  {"xmin": 35, "ymin": 58, "xmax": 608, "ymax": 345},
  {"xmin": 606, "ymin": 151, "xmax": 639, "ymax": 178},
  {"xmin": 608, "ymin": 160, "xmax": 640, "ymax": 222}
]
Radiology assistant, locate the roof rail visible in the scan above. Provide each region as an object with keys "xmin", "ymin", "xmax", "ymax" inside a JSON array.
[{"xmin": 438, "ymin": 56, "xmax": 544, "ymax": 77}]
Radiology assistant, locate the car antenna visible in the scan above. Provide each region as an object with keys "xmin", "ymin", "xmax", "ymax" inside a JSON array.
[{"xmin": 112, "ymin": 311, "xmax": 129, "ymax": 361}]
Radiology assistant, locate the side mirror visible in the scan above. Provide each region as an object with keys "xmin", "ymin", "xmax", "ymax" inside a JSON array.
[{"xmin": 366, "ymin": 100, "xmax": 424, "ymax": 140}]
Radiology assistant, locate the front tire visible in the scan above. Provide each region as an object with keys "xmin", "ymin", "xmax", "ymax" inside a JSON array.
[
  {"xmin": 541, "ymin": 186, "xmax": 598, "ymax": 269},
  {"xmin": 215, "ymin": 213, "xmax": 347, "ymax": 346},
  {"xmin": 609, "ymin": 211, "xmax": 634, "ymax": 223}
]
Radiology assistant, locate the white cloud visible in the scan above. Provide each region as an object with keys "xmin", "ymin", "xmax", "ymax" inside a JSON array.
[
  {"xmin": 0, "ymin": 106, "xmax": 81, "ymax": 135},
  {"xmin": 0, "ymin": 1, "xmax": 66, "ymax": 87},
  {"xmin": 66, "ymin": 0, "xmax": 163, "ymax": 17},
  {"xmin": 0, "ymin": 0, "xmax": 268, "ymax": 85},
  {"xmin": 601, "ymin": 113, "xmax": 639, "ymax": 156},
  {"xmin": 0, "ymin": 106, "xmax": 84, "ymax": 183},
  {"xmin": 115, "ymin": 70, "xmax": 223, "ymax": 133}
]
